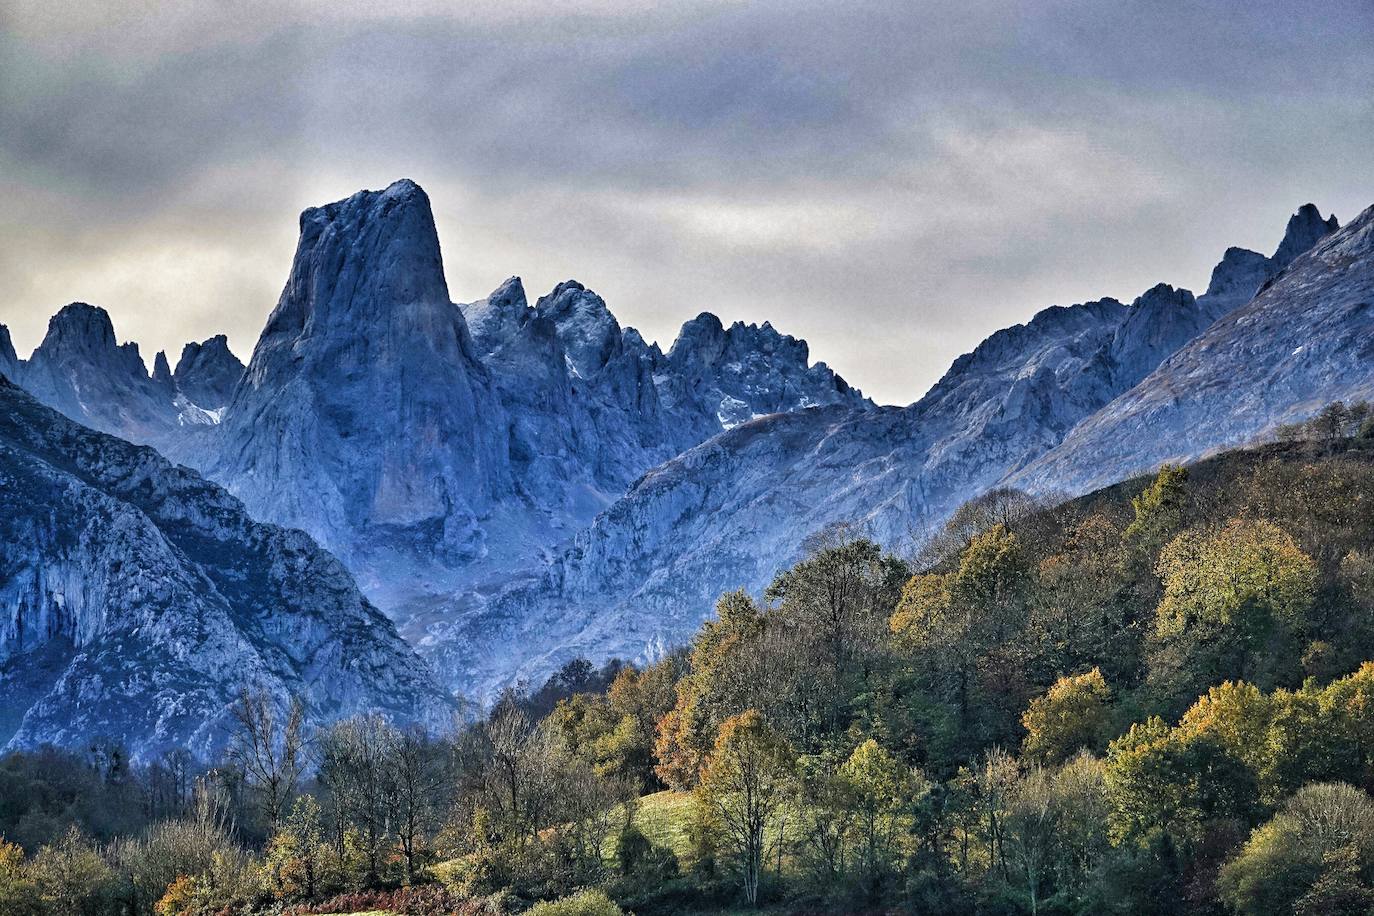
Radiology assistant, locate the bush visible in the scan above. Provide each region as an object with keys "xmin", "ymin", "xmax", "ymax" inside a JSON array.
[
  {"xmin": 526, "ymin": 887, "xmax": 627, "ymax": 916},
  {"xmin": 282, "ymin": 883, "xmax": 499, "ymax": 915},
  {"xmin": 0, "ymin": 838, "xmax": 40, "ymax": 916},
  {"xmin": 26, "ymin": 826, "xmax": 118, "ymax": 916},
  {"xmin": 154, "ymin": 874, "xmax": 199, "ymax": 916}
]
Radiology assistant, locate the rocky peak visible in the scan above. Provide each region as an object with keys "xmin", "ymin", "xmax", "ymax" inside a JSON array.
[
  {"xmin": 1272, "ymin": 203, "xmax": 1340, "ymax": 270},
  {"xmin": 173, "ymin": 335, "xmax": 244, "ymax": 409},
  {"xmin": 207, "ymin": 179, "xmax": 505, "ymax": 560},
  {"xmin": 1109, "ymin": 283, "xmax": 1204, "ymax": 367},
  {"xmin": 667, "ymin": 312, "xmax": 728, "ymax": 366},
  {"xmin": 534, "ymin": 280, "xmax": 622, "ymax": 378},
  {"xmin": 152, "ymin": 351, "xmax": 174, "ymax": 389},
  {"xmin": 254, "ymin": 179, "xmax": 454, "ymax": 358},
  {"xmin": 462, "ymin": 276, "xmax": 530, "ymax": 357},
  {"xmin": 18, "ymin": 302, "xmax": 176, "ymax": 443},
  {"xmin": 1203, "ymin": 246, "xmax": 1272, "ymax": 303},
  {"xmin": 38, "ymin": 303, "xmax": 121, "ymax": 360}
]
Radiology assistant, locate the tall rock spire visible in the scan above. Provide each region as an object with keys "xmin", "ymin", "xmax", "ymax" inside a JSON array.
[{"xmin": 209, "ymin": 180, "xmax": 507, "ymax": 561}]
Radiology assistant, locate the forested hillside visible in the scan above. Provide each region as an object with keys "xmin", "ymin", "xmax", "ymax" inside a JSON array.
[{"xmin": 5, "ymin": 410, "xmax": 1374, "ymax": 915}]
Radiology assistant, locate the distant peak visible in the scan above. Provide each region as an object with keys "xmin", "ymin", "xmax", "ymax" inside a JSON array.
[
  {"xmin": 489, "ymin": 276, "xmax": 527, "ymax": 308},
  {"xmin": 44, "ymin": 302, "xmax": 117, "ymax": 350},
  {"xmin": 1136, "ymin": 282, "xmax": 1188, "ymax": 303},
  {"xmin": 1272, "ymin": 203, "xmax": 1339, "ymax": 269},
  {"xmin": 153, "ymin": 351, "xmax": 173, "ymax": 387},
  {"xmin": 667, "ymin": 313, "xmax": 726, "ymax": 363}
]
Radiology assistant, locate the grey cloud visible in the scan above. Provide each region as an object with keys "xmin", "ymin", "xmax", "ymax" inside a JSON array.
[{"xmin": 1, "ymin": 0, "xmax": 1371, "ymax": 404}]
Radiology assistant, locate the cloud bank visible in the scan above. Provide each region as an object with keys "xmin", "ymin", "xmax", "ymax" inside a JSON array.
[{"xmin": 1, "ymin": 0, "xmax": 1371, "ymax": 404}]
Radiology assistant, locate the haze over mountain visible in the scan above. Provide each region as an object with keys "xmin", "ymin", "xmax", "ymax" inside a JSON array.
[{"xmin": 2, "ymin": 180, "xmax": 1368, "ymax": 709}]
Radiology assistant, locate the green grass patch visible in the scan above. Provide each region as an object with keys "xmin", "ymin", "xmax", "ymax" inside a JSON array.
[{"xmin": 628, "ymin": 790, "xmax": 696, "ymax": 861}]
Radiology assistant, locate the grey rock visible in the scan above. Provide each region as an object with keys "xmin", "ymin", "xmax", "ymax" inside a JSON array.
[
  {"xmin": 436, "ymin": 203, "xmax": 1350, "ymax": 696},
  {"xmin": 173, "ymin": 335, "xmax": 244, "ymax": 410},
  {"xmin": 0, "ymin": 376, "xmax": 454, "ymax": 761}
]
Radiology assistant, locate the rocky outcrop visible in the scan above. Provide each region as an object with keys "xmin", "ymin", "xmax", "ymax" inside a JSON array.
[
  {"xmin": 0, "ymin": 376, "xmax": 454, "ymax": 761},
  {"xmin": 174, "ymin": 335, "xmax": 244, "ymax": 410},
  {"xmin": 18, "ymin": 303, "xmax": 181, "ymax": 444},
  {"xmin": 661, "ymin": 313, "xmax": 866, "ymax": 435},
  {"xmin": 1272, "ymin": 203, "xmax": 1342, "ymax": 271},
  {"xmin": 0, "ymin": 325, "xmax": 18, "ymax": 382}
]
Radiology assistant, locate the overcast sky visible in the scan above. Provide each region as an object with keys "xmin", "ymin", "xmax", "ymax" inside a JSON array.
[{"xmin": 1, "ymin": 0, "xmax": 1371, "ymax": 405}]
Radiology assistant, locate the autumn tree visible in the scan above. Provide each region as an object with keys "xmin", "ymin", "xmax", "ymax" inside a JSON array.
[
  {"xmin": 1149, "ymin": 519, "xmax": 1317, "ymax": 710},
  {"xmin": 656, "ymin": 591, "xmax": 768, "ymax": 790},
  {"xmin": 891, "ymin": 523, "xmax": 1035, "ymax": 751},
  {"xmin": 1021, "ymin": 668, "xmax": 1112, "ymax": 764},
  {"xmin": 696, "ymin": 710, "xmax": 796, "ymax": 905},
  {"xmin": 26, "ymin": 827, "xmax": 117, "ymax": 916}
]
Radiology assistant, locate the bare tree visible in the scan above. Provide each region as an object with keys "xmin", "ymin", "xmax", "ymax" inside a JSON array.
[
  {"xmin": 317, "ymin": 713, "xmax": 397, "ymax": 883},
  {"xmin": 390, "ymin": 726, "xmax": 446, "ymax": 883},
  {"xmin": 916, "ymin": 487, "xmax": 1061, "ymax": 570},
  {"xmin": 228, "ymin": 689, "xmax": 308, "ymax": 829}
]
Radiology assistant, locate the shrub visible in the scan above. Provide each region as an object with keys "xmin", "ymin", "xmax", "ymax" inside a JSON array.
[
  {"xmin": 526, "ymin": 888, "xmax": 627, "ymax": 916},
  {"xmin": 282, "ymin": 883, "xmax": 500, "ymax": 915}
]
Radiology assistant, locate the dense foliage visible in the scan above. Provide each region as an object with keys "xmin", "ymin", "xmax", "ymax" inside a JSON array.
[{"xmin": 5, "ymin": 420, "xmax": 1374, "ymax": 915}]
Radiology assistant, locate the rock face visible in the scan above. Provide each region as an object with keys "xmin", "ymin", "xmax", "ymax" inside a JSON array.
[
  {"xmin": 661, "ymin": 313, "xmax": 864, "ymax": 434},
  {"xmin": 0, "ymin": 325, "xmax": 18, "ymax": 382},
  {"xmin": 17, "ymin": 304, "xmax": 179, "ymax": 445},
  {"xmin": 1012, "ymin": 204, "xmax": 1374, "ymax": 495},
  {"xmin": 0, "ymin": 376, "xmax": 454, "ymax": 761},
  {"xmin": 173, "ymin": 335, "xmax": 244, "ymax": 410},
  {"xmin": 198, "ymin": 180, "xmax": 509, "ymax": 568}
]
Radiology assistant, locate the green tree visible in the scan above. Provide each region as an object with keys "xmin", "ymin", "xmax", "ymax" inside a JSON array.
[
  {"xmin": 839, "ymin": 738, "xmax": 914, "ymax": 897},
  {"xmin": 1104, "ymin": 716, "xmax": 1258, "ymax": 848},
  {"xmin": 1149, "ymin": 519, "xmax": 1316, "ymax": 709},
  {"xmin": 1219, "ymin": 782, "xmax": 1374, "ymax": 916},
  {"xmin": 1124, "ymin": 464, "xmax": 1189, "ymax": 551},
  {"xmin": 891, "ymin": 524, "xmax": 1034, "ymax": 749},
  {"xmin": 264, "ymin": 794, "xmax": 326, "ymax": 901}
]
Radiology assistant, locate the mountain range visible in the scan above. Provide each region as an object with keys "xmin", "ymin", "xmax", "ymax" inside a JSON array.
[{"xmin": 2, "ymin": 180, "xmax": 1370, "ymax": 733}]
